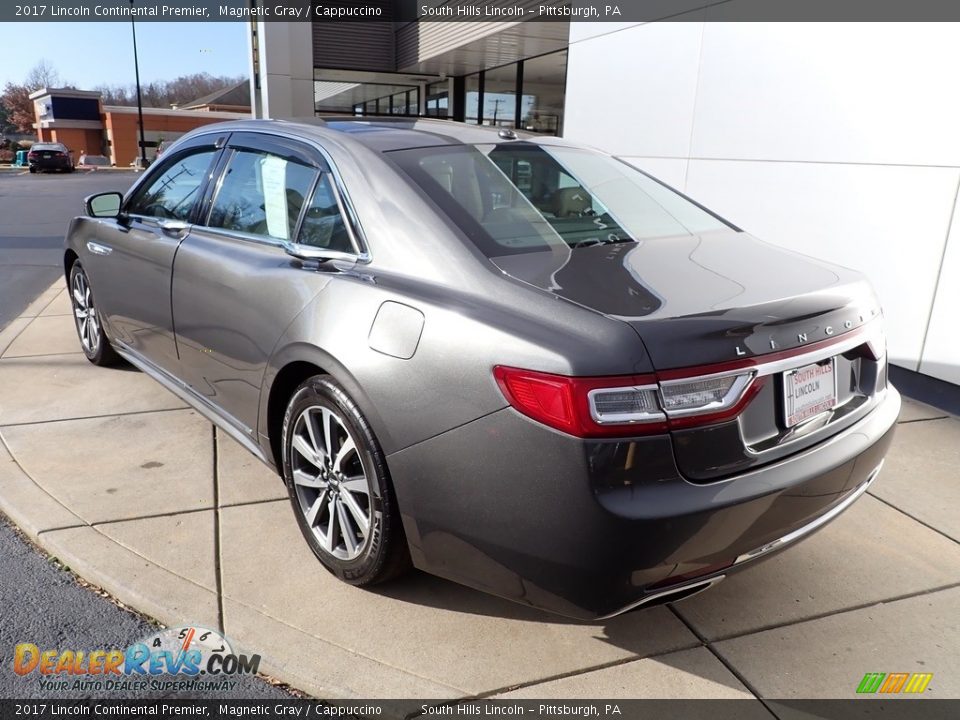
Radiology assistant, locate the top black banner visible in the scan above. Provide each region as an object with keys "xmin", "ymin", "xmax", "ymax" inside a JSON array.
[{"xmin": 5, "ymin": 0, "xmax": 960, "ymax": 23}]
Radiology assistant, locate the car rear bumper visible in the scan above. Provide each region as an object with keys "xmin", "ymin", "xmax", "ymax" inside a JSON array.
[
  {"xmin": 387, "ymin": 385, "xmax": 900, "ymax": 619},
  {"xmin": 30, "ymin": 158, "xmax": 72, "ymax": 169}
]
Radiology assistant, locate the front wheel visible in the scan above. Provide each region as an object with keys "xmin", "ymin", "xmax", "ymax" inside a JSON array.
[
  {"xmin": 69, "ymin": 262, "xmax": 121, "ymax": 366},
  {"xmin": 281, "ymin": 375, "xmax": 409, "ymax": 586}
]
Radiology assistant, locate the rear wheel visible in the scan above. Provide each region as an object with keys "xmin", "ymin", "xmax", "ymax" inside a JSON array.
[
  {"xmin": 281, "ymin": 375, "xmax": 409, "ymax": 585},
  {"xmin": 69, "ymin": 262, "xmax": 121, "ymax": 366}
]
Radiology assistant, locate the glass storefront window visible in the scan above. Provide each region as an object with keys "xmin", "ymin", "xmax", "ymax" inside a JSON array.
[
  {"xmin": 314, "ymin": 74, "xmax": 418, "ymax": 117},
  {"xmin": 313, "ymin": 48, "xmax": 565, "ymax": 129},
  {"xmin": 520, "ymin": 50, "xmax": 567, "ymax": 135},
  {"xmin": 482, "ymin": 63, "xmax": 517, "ymax": 128},
  {"xmin": 425, "ymin": 81, "xmax": 449, "ymax": 118},
  {"xmin": 465, "ymin": 73, "xmax": 482, "ymax": 125}
]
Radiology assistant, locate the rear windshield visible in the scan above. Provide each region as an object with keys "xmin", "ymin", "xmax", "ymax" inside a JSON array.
[
  {"xmin": 390, "ymin": 142, "xmax": 732, "ymax": 257},
  {"xmin": 33, "ymin": 144, "xmax": 66, "ymax": 152}
]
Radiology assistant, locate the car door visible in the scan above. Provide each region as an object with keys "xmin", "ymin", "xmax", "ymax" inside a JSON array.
[
  {"xmin": 84, "ymin": 133, "xmax": 226, "ymax": 376},
  {"xmin": 170, "ymin": 132, "xmax": 356, "ymax": 442}
]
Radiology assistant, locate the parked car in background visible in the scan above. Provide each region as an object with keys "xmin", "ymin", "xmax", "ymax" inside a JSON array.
[
  {"xmin": 28, "ymin": 143, "xmax": 74, "ymax": 173},
  {"xmin": 63, "ymin": 118, "xmax": 900, "ymax": 619}
]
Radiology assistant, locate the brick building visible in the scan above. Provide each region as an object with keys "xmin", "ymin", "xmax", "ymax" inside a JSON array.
[{"xmin": 29, "ymin": 87, "xmax": 249, "ymax": 166}]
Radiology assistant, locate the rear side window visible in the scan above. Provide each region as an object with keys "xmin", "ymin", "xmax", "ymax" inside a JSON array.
[
  {"xmin": 208, "ymin": 150, "xmax": 317, "ymax": 241},
  {"xmin": 127, "ymin": 149, "xmax": 217, "ymax": 221},
  {"xmin": 296, "ymin": 174, "xmax": 353, "ymax": 253}
]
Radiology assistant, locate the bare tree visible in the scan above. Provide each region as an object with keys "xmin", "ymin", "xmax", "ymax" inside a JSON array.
[
  {"xmin": 25, "ymin": 60, "xmax": 61, "ymax": 91},
  {"xmin": 94, "ymin": 72, "xmax": 246, "ymax": 108}
]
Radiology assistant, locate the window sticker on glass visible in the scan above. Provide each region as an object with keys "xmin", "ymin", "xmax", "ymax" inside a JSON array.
[{"xmin": 260, "ymin": 155, "xmax": 289, "ymax": 240}]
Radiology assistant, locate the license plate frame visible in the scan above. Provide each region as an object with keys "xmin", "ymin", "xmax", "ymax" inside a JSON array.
[{"xmin": 782, "ymin": 357, "xmax": 838, "ymax": 428}]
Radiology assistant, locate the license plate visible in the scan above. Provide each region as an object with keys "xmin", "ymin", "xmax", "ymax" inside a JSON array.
[{"xmin": 783, "ymin": 358, "xmax": 837, "ymax": 428}]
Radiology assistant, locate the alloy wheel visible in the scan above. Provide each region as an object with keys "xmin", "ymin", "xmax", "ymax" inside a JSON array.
[
  {"xmin": 290, "ymin": 405, "xmax": 372, "ymax": 561},
  {"xmin": 72, "ymin": 269, "xmax": 100, "ymax": 355}
]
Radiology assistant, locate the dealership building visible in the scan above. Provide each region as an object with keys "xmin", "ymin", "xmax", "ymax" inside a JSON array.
[
  {"xmin": 247, "ymin": 15, "xmax": 958, "ymax": 390},
  {"xmin": 29, "ymin": 85, "xmax": 249, "ymax": 166}
]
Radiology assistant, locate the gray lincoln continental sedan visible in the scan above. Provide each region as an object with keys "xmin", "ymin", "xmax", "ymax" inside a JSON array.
[{"xmin": 65, "ymin": 118, "xmax": 900, "ymax": 619}]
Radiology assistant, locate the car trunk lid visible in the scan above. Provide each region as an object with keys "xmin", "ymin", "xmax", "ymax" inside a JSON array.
[
  {"xmin": 490, "ymin": 230, "xmax": 881, "ymax": 369},
  {"xmin": 491, "ymin": 230, "xmax": 888, "ymax": 480}
]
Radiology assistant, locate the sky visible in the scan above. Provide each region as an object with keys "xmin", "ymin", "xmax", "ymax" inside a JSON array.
[{"xmin": 0, "ymin": 22, "xmax": 249, "ymax": 89}]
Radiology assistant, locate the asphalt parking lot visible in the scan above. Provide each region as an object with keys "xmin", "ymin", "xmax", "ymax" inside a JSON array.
[
  {"xmin": 0, "ymin": 170, "xmax": 958, "ymax": 706},
  {"xmin": 0, "ymin": 170, "xmax": 137, "ymax": 327},
  {"xmin": 0, "ymin": 170, "xmax": 291, "ymax": 700}
]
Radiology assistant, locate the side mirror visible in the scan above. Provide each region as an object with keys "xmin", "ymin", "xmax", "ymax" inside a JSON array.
[{"xmin": 85, "ymin": 192, "xmax": 123, "ymax": 219}]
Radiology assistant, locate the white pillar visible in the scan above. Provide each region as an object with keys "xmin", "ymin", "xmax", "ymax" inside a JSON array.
[{"xmin": 254, "ymin": 21, "xmax": 315, "ymax": 119}]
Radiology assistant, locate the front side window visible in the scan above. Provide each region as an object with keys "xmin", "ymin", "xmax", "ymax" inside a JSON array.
[
  {"xmin": 391, "ymin": 143, "xmax": 732, "ymax": 257},
  {"xmin": 127, "ymin": 149, "xmax": 216, "ymax": 220},
  {"xmin": 207, "ymin": 149, "xmax": 317, "ymax": 241}
]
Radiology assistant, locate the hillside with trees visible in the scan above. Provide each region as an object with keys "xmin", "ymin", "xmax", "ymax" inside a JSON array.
[{"xmin": 1, "ymin": 60, "xmax": 245, "ymax": 136}]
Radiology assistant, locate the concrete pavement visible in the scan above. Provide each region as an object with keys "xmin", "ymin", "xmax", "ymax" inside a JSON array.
[{"xmin": 0, "ymin": 282, "xmax": 958, "ymax": 703}]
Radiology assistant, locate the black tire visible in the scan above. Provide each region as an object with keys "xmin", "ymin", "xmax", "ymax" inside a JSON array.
[
  {"xmin": 68, "ymin": 261, "xmax": 121, "ymax": 366},
  {"xmin": 281, "ymin": 375, "xmax": 409, "ymax": 586},
  {"xmin": 28, "ymin": 166, "xmax": 36, "ymax": 174}
]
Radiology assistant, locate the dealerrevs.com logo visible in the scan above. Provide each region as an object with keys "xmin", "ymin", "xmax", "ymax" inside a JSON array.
[{"xmin": 13, "ymin": 626, "xmax": 261, "ymax": 693}]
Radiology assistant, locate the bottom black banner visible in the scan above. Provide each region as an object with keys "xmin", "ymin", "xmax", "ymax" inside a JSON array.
[{"xmin": 0, "ymin": 699, "xmax": 957, "ymax": 720}]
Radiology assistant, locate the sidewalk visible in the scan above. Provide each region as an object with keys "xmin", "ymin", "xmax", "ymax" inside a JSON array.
[{"xmin": 1, "ymin": 278, "xmax": 958, "ymax": 702}]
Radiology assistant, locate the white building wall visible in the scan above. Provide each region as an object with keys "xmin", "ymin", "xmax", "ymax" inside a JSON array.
[{"xmin": 564, "ymin": 22, "xmax": 960, "ymax": 384}]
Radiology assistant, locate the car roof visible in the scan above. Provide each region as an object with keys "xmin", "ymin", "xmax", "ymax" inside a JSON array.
[{"xmin": 190, "ymin": 117, "xmax": 574, "ymax": 154}]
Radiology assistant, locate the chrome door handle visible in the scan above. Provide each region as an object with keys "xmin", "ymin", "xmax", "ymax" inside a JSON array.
[
  {"xmin": 86, "ymin": 241, "xmax": 113, "ymax": 256},
  {"xmin": 157, "ymin": 219, "xmax": 190, "ymax": 233}
]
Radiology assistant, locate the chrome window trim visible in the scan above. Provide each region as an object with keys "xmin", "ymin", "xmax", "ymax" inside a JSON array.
[
  {"xmin": 186, "ymin": 224, "xmax": 287, "ymax": 250},
  {"xmin": 122, "ymin": 142, "xmax": 224, "ymax": 220},
  {"xmin": 186, "ymin": 223, "xmax": 372, "ymax": 265},
  {"xmin": 202, "ymin": 146, "xmax": 237, "ymax": 228},
  {"xmin": 183, "ymin": 127, "xmax": 371, "ymax": 263}
]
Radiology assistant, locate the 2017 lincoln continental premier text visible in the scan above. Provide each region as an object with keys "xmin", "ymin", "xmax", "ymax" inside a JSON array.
[{"xmin": 64, "ymin": 118, "xmax": 900, "ymax": 619}]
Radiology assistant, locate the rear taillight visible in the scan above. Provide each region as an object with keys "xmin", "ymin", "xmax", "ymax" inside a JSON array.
[
  {"xmin": 495, "ymin": 323, "xmax": 884, "ymax": 438},
  {"xmin": 494, "ymin": 365, "xmax": 763, "ymax": 438},
  {"xmin": 27, "ymin": 151, "xmax": 37, "ymax": 159}
]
